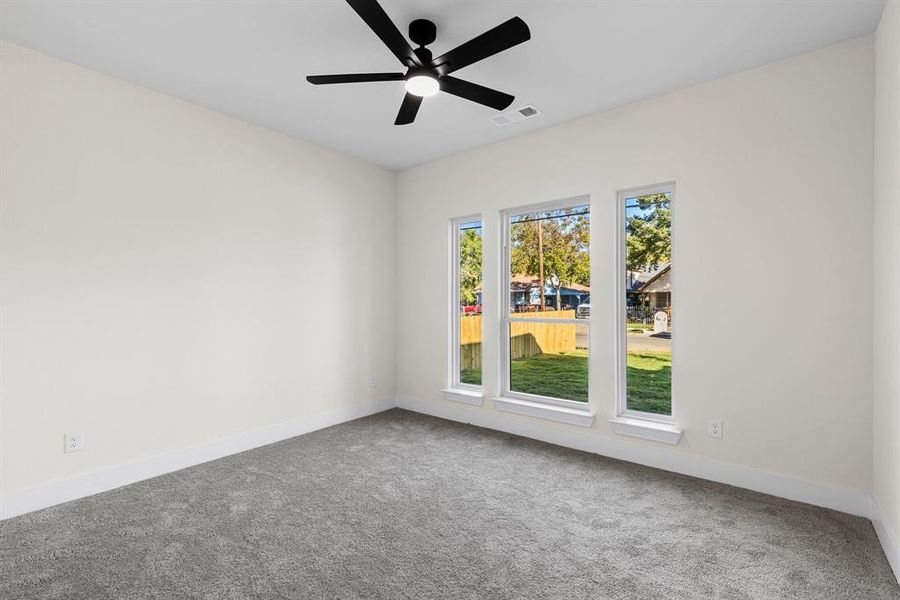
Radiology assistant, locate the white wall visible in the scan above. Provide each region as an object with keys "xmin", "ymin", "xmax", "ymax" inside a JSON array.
[
  {"xmin": 396, "ymin": 37, "xmax": 875, "ymax": 508},
  {"xmin": 0, "ymin": 42, "xmax": 397, "ymax": 509},
  {"xmin": 873, "ymin": 0, "xmax": 900, "ymax": 574}
]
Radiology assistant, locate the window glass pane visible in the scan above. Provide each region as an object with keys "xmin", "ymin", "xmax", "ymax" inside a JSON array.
[
  {"xmin": 624, "ymin": 192, "xmax": 672, "ymax": 415},
  {"xmin": 458, "ymin": 219, "xmax": 482, "ymax": 386},
  {"xmin": 508, "ymin": 206, "xmax": 590, "ymax": 314},
  {"xmin": 508, "ymin": 320, "xmax": 589, "ymax": 402},
  {"xmin": 505, "ymin": 202, "xmax": 590, "ymax": 403}
]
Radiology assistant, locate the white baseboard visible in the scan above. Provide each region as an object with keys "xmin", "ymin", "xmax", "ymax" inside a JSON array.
[
  {"xmin": 0, "ymin": 398, "xmax": 395, "ymax": 520},
  {"xmin": 871, "ymin": 495, "xmax": 900, "ymax": 585},
  {"xmin": 397, "ymin": 396, "xmax": 872, "ymax": 518}
]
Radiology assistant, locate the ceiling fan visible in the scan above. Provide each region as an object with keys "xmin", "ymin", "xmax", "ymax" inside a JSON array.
[{"xmin": 306, "ymin": 0, "xmax": 531, "ymax": 125}]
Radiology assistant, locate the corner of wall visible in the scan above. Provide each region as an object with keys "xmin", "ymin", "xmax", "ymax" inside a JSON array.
[{"xmin": 872, "ymin": 0, "xmax": 900, "ymax": 585}]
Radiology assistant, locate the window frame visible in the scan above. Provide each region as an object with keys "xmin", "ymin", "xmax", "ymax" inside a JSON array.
[
  {"xmin": 616, "ymin": 183, "xmax": 676, "ymax": 424},
  {"xmin": 500, "ymin": 195, "xmax": 592, "ymax": 410},
  {"xmin": 449, "ymin": 214, "xmax": 483, "ymax": 392}
]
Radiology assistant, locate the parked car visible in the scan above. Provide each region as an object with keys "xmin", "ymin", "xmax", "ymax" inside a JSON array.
[{"xmin": 576, "ymin": 297, "xmax": 591, "ymax": 318}]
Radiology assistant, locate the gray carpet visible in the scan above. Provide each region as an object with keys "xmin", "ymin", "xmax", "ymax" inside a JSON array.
[{"xmin": 1, "ymin": 409, "xmax": 897, "ymax": 599}]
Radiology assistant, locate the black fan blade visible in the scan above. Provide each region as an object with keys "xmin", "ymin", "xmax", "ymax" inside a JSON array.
[
  {"xmin": 307, "ymin": 73, "xmax": 405, "ymax": 85},
  {"xmin": 439, "ymin": 76, "xmax": 514, "ymax": 111},
  {"xmin": 432, "ymin": 17, "xmax": 530, "ymax": 75},
  {"xmin": 345, "ymin": 0, "xmax": 421, "ymax": 67},
  {"xmin": 394, "ymin": 93, "xmax": 423, "ymax": 125}
]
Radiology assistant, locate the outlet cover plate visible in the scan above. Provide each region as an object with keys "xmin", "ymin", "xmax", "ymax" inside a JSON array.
[{"xmin": 64, "ymin": 431, "xmax": 84, "ymax": 453}]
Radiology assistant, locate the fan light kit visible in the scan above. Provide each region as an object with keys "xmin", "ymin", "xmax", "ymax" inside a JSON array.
[
  {"xmin": 405, "ymin": 75, "xmax": 439, "ymax": 97},
  {"xmin": 307, "ymin": 0, "xmax": 531, "ymax": 125}
]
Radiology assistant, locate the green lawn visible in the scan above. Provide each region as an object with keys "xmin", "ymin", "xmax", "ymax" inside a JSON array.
[
  {"xmin": 625, "ymin": 352, "xmax": 672, "ymax": 414},
  {"xmin": 510, "ymin": 350, "xmax": 590, "ymax": 402},
  {"xmin": 463, "ymin": 350, "xmax": 671, "ymax": 415},
  {"xmin": 461, "ymin": 368, "xmax": 482, "ymax": 386}
]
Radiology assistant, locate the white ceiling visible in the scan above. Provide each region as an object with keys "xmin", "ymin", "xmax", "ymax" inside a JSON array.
[{"xmin": 0, "ymin": 1, "xmax": 886, "ymax": 170}]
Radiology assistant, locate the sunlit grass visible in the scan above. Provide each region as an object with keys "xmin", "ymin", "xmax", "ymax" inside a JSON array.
[
  {"xmin": 461, "ymin": 369, "xmax": 481, "ymax": 385},
  {"xmin": 510, "ymin": 350, "xmax": 589, "ymax": 403},
  {"xmin": 626, "ymin": 352, "xmax": 672, "ymax": 414},
  {"xmin": 462, "ymin": 350, "xmax": 671, "ymax": 415}
]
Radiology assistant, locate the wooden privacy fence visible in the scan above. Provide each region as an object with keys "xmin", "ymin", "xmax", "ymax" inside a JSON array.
[
  {"xmin": 459, "ymin": 315, "xmax": 483, "ymax": 371},
  {"xmin": 459, "ymin": 310, "xmax": 579, "ymax": 371}
]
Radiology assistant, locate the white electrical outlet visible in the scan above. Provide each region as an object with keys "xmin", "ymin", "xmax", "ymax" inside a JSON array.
[
  {"xmin": 64, "ymin": 431, "xmax": 84, "ymax": 453},
  {"xmin": 369, "ymin": 376, "xmax": 377, "ymax": 388},
  {"xmin": 707, "ymin": 419, "xmax": 723, "ymax": 439}
]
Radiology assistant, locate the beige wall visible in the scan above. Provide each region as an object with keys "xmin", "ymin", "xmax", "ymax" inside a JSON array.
[
  {"xmin": 397, "ymin": 37, "xmax": 875, "ymax": 495},
  {"xmin": 0, "ymin": 42, "xmax": 397, "ymax": 497},
  {"xmin": 873, "ymin": 0, "xmax": 900, "ymax": 572}
]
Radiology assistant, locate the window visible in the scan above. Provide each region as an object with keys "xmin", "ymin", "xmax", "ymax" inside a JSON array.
[
  {"xmin": 502, "ymin": 199, "xmax": 590, "ymax": 406},
  {"xmin": 619, "ymin": 185, "xmax": 673, "ymax": 419},
  {"xmin": 450, "ymin": 216, "xmax": 483, "ymax": 389}
]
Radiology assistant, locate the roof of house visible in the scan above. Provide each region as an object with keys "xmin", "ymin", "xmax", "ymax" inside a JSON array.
[
  {"xmin": 476, "ymin": 275, "xmax": 590, "ymax": 294},
  {"xmin": 637, "ymin": 263, "xmax": 671, "ymax": 292},
  {"xmin": 626, "ymin": 271, "xmax": 653, "ymax": 292}
]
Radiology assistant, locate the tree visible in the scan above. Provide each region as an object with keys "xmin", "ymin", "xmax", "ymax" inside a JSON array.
[
  {"xmin": 459, "ymin": 228, "xmax": 482, "ymax": 305},
  {"xmin": 510, "ymin": 209, "xmax": 590, "ymax": 309},
  {"xmin": 625, "ymin": 193, "xmax": 671, "ymax": 272}
]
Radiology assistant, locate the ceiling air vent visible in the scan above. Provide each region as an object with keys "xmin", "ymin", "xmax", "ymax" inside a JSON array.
[{"xmin": 490, "ymin": 104, "xmax": 542, "ymax": 127}]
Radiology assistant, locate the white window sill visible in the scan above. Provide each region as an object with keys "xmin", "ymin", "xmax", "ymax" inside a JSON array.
[
  {"xmin": 493, "ymin": 396, "xmax": 594, "ymax": 428},
  {"xmin": 609, "ymin": 417, "xmax": 682, "ymax": 445},
  {"xmin": 441, "ymin": 388, "xmax": 484, "ymax": 406}
]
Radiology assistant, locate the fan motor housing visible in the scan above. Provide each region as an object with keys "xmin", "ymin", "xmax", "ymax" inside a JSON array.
[{"xmin": 409, "ymin": 19, "xmax": 436, "ymax": 47}]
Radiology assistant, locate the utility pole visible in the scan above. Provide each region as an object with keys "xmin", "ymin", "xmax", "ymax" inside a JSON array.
[{"xmin": 537, "ymin": 218, "xmax": 546, "ymax": 311}]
